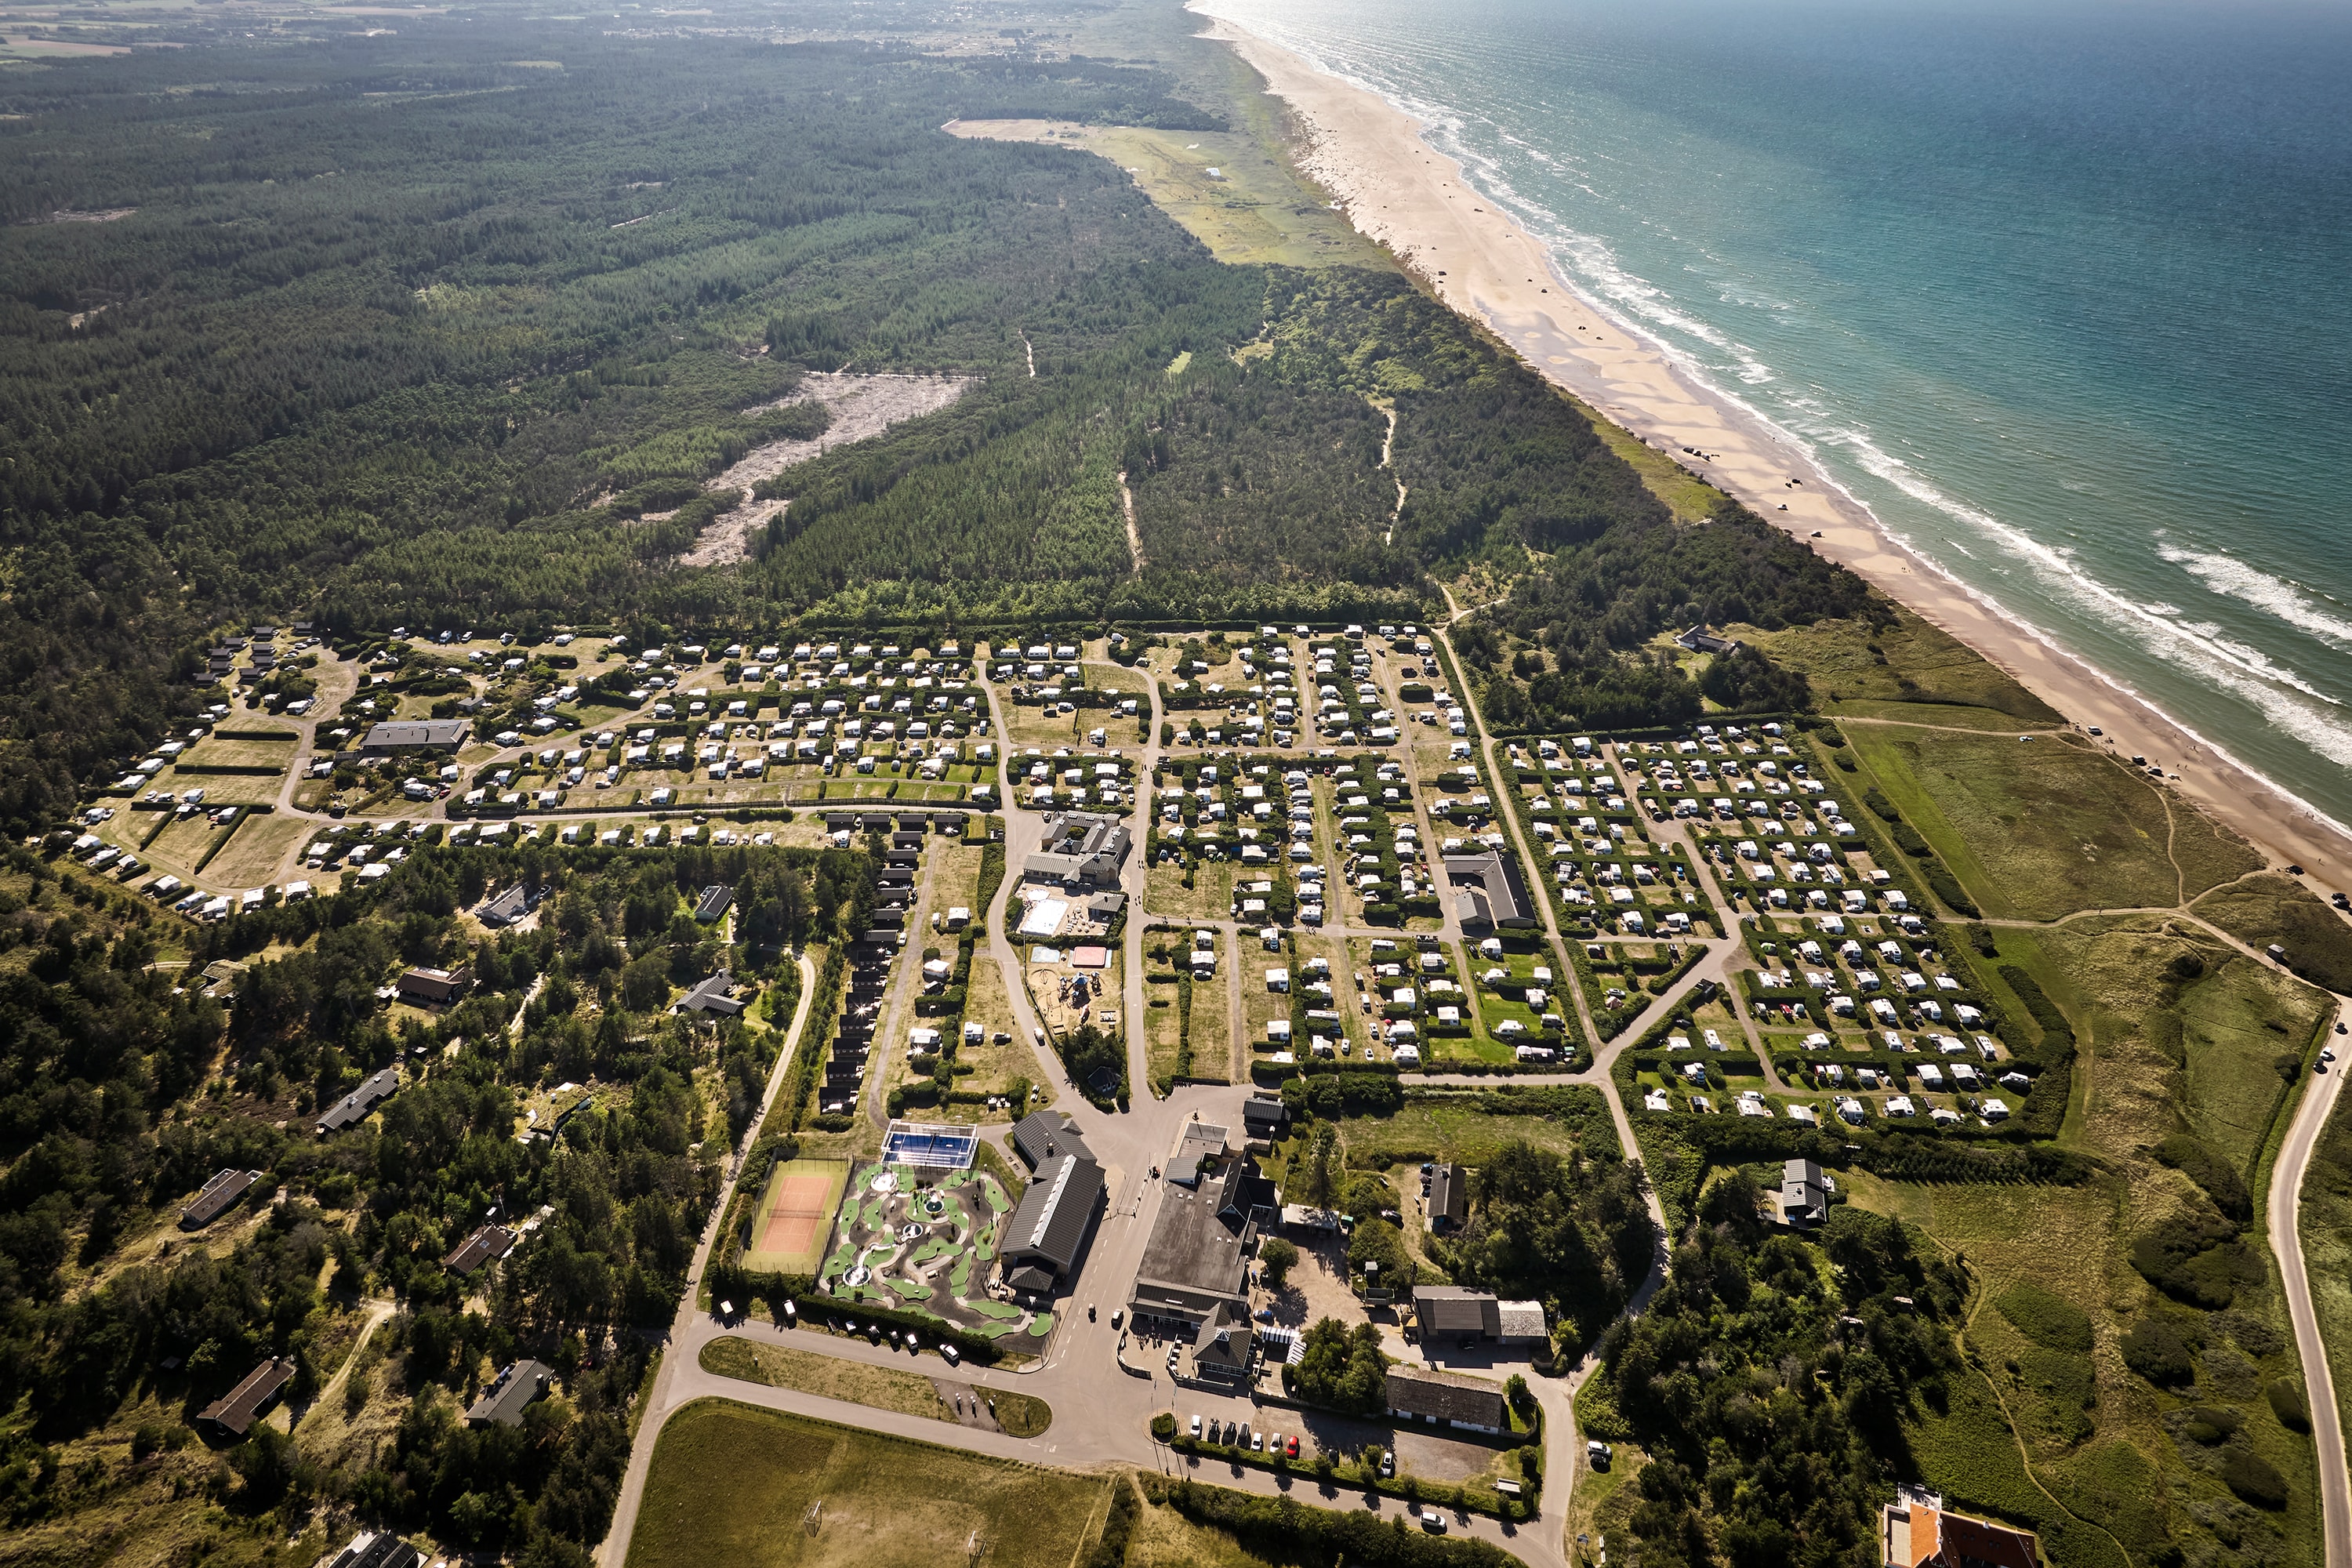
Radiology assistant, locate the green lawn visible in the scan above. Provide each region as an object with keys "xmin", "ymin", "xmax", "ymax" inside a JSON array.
[
  {"xmin": 627, "ymin": 1401, "xmax": 1101, "ymax": 1568},
  {"xmin": 698, "ymin": 1338, "xmax": 1052, "ymax": 1436}
]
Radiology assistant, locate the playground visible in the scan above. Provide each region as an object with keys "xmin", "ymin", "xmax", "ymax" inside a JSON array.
[
  {"xmin": 740, "ymin": 1157, "xmax": 851, "ymax": 1276},
  {"xmin": 816, "ymin": 1161, "xmax": 1054, "ymax": 1343}
]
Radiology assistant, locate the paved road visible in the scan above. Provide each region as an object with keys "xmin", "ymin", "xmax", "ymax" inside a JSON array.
[{"xmin": 2269, "ymin": 996, "xmax": 2352, "ymax": 1568}]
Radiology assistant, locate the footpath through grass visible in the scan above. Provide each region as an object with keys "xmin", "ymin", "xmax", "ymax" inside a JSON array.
[
  {"xmin": 699, "ymin": 1335, "xmax": 1051, "ymax": 1436},
  {"xmin": 627, "ymin": 1400, "xmax": 1095, "ymax": 1568}
]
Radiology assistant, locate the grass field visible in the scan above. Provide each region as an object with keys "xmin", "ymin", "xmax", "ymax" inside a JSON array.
[
  {"xmin": 942, "ymin": 953, "xmax": 1051, "ymax": 1116},
  {"xmin": 205, "ymin": 813, "xmax": 310, "ymax": 889},
  {"xmin": 1144, "ymin": 971, "xmax": 1186, "ymax": 1092},
  {"xmin": 1746, "ymin": 604, "xmax": 2064, "ymax": 722},
  {"xmin": 739, "ymin": 1158, "xmax": 851, "ymax": 1276},
  {"xmin": 697, "ymin": 1337, "xmax": 1052, "ymax": 1436},
  {"xmin": 1336, "ymin": 1091, "xmax": 1610, "ymax": 1171},
  {"xmin": 178, "ymin": 732, "xmax": 299, "ymax": 771},
  {"xmin": 626, "ymin": 1401, "xmax": 1102, "ymax": 1568},
  {"xmin": 1842, "ymin": 722, "xmax": 2251, "ymax": 919},
  {"xmin": 1145, "ymin": 862, "xmax": 1237, "ymax": 924},
  {"xmin": 1123, "ymin": 1490, "xmax": 1307, "ymax": 1568}
]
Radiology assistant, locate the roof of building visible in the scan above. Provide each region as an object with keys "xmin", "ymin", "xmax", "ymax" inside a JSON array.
[
  {"xmin": 361, "ymin": 719, "xmax": 470, "ymax": 750},
  {"xmin": 1131, "ymin": 1154, "xmax": 1273, "ymax": 1323},
  {"xmin": 1782, "ymin": 1157, "xmax": 1828, "ymax": 1225},
  {"xmin": 1192, "ymin": 1305, "xmax": 1251, "ymax": 1370},
  {"xmin": 1241, "ymin": 1094, "xmax": 1289, "ymax": 1133},
  {"xmin": 443, "ymin": 1223, "xmax": 518, "ymax": 1277},
  {"xmin": 1386, "ymin": 1367, "xmax": 1507, "ymax": 1427},
  {"xmin": 466, "ymin": 1359, "xmax": 554, "ymax": 1427},
  {"xmin": 1429, "ymin": 1162, "xmax": 1469, "ymax": 1226},
  {"xmin": 479, "ymin": 884, "xmax": 530, "ymax": 927},
  {"xmin": 1497, "ymin": 1300, "xmax": 1548, "ymax": 1341},
  {"xmin": 693, "ymin": 884, "xmax": 734, "ymax": 922},
  {"xmin": 397, "ymin": 965, "xmax": 473, "ymax": 1000},
  {"xmin": 198, "ymin": 1356, "xmax": 296, "ymax": 1436},
  {"xmin": 1000, "ymin": 1152, "xmax": 1102, "ymax": 1279},
  {"xmin": 1171, "ymin": 1121, "xmax": 1228, "ymax": 1186},
  {"xmin": 318, "ymin": 1066, "xmax": 400, "ymax": 1134},
  {"xmin": 1011, "ymin": 1109, "xmax": 1093, "ymax": 1168},
  {"xmin": 1443, "ymin": 851, "xmax": 1535, "ymax": 928},
  {"xmin": 1414, "ymin": 1285, "xmax": 1501, "ymax": 1338},
  {"xmin": 325, "ymin": 1532, "xmax": 424, "ymax": 1568},
  {"xmin": 678, "ymin": 970, "xmax": 745, "ymax": 1016},
  {"xmin": 183, "ymin": 1167, "xmax": 263, "ymax": 1229},
  {"xmin": 1882, "ymin": 1486, "xmax": 2039, "ymax": 1568}
]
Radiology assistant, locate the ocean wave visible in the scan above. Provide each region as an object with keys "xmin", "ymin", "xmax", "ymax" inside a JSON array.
[{"xmin": 2160, "ymin": 544, "xmax": 2352, "ymax": 653}]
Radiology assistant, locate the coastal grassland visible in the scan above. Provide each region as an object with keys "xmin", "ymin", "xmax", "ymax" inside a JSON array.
[
  {"xmin": 625, "ymin": 1401, "xmax": 1102, "ymax": 1568},
  {"xmin": 2193, "ymin": 872, "xmax": 2352, "ymax": 995},
  {"xmin": 1576, "ymin": 408, "xmax": 1726, "ymax": 525},
  {"xmin": 1748, "ymin": 604, "xmax": 2064, "ymax": 721},
  {"xmin": 2296, "ymin": 1081, "xmax": 2352, "ymax": 1467},
  {"xmin": 1850, "ymin": 917, "xmax": 2332, "ymax": 1566},
  {"xmin": 697, "ymin": 1337, "xmax": 1052, "ymax": 1436},
  {"xmin": 1841, "ymin": 723, "xmax": 2254, "ymax": 919}
]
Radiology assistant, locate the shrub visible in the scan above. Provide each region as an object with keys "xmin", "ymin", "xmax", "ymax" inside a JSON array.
[
  {"xmin": 2267, "ymin": 1378, "xmax": 2311, "ymax": 1432},
  {"xmin": 1994, "ymin": 1283, "xmax": 2092, "ymax": 1354},
  {"xmin": 1150, "ymin": 1412, "xmax": 1176, "ymax": 1443},
  {"xmin": 1259, "ymin": 1237, "xmax": 1300, "ymax": 1288},
  {"xmin": 2154, "ymin": 1134, "xmax": 2252, "ymax": 1224},
  {"xmin": 2120, "ymin": 1318, "xmax": 2196, "ymax": 1386},
  {"xmin": 2219, "ymin": 1448, "xmax": 2288, "ymax": 1509}
]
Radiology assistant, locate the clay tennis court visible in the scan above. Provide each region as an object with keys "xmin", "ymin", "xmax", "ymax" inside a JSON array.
[{"xmin": 739, "ymin": 1157, "xmax": 849, "ymax": 1276}]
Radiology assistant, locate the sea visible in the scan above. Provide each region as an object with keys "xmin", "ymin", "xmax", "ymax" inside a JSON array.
[{"xmin": 1191, "ymin": 0, "xmax": 2352, "ymax": 833}]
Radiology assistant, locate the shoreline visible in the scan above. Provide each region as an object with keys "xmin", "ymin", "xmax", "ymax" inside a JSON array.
[{"xmin": 1190, "ymin": 5, "xmax": 2352, "ymax": 884}]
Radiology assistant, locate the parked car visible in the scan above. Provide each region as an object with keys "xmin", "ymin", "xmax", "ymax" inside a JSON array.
[
  {"xmin": 1189, "ymin": 1414, "xmax": 1202, "ymax": 1439},
  {"xmin": 1421, "ymin": 1510, "xmax": 1446, "ymax": 1534}
]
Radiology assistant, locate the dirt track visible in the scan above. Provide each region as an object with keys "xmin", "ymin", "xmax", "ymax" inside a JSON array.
[{"xmin": 681, "ymin": 372, "xmax": 974, "ymax": 567}]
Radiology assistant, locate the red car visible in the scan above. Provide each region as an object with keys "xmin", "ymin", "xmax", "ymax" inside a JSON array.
[{"xmin": 1286, "ymin": 1436, "xmax": 1300, "ymax": 1459}]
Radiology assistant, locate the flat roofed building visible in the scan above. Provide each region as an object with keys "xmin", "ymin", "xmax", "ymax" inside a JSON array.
[
  {"xmin": 1129, "ymin": 1152, "xmax": 1276, "ymax": 1330},
  {"xmin": 466, "ymin": 1359, "xmax": 554, "ymax": 1428},
  {"xmin": 318, "ymin": 1066, "xmax": 400, "ymax": 1135},
  {"xmin": 443, "ymin": 1223, "xmax": 518, "ymax": 1278},
  {"xmin": 1881, "ymin": 1484, "xmax": 2039, "ymax": 1568},
  {"xmin": 197, "ymin": 1356, "xmax": 296, "ymax": 1437},
  {"xmin": 361, "ymin": 719, "xmax": 470, "ymax": 754},
  {"xmin": 1496, "ymin": 1300, "xmax": 1548, "ymax": 1342},
  {"xmin": 999, "ymin": 1152, "xmax": 1103, "ymax": 1290},
  {"xmin": 1386, "ymin": 1367, "xmax": 1507, "ymax": 1434},
  {"xmin": 183, "ymin": 1167, "xmax": 263, "ymax": 1229},
  {"xmin": 1169, "ymin": 1121, "xmax": 1229, "ymax": 1187}
]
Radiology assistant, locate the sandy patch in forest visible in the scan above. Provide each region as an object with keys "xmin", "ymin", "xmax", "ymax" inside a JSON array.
[{"xmin": 679, "ymin": 372, "xmax": 974, "ymax": 568}]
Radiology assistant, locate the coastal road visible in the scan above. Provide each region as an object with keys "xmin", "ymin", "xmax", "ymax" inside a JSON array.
[{"xmin": 2267, "ymin": 996, "xmax": 2351, "ymax": 1568}]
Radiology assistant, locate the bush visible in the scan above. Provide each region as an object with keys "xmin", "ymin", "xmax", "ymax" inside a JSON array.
[
  {"xmin": 1150, "ymin": 1411, "xmax": 1176, "ymax": 1443},
  {"xmin": 2219, "ymin": 1448, "xmax": 2288, "ymax": 1509},
  {"xmin": 2154, "ymin": 1134, "xmax": 2252, "ymax": 1223},
  {"xmin": 2120, "ymin": 1317, "xmax": 2196, "ymax": 1386},
  {"xmin": 1994, "ymin": 1283, "xmax": 2092, "ymax": 1354},
  {"xmin": 2267, "ymin": 1378, "xmax": 2311, "ymax": 1432}
]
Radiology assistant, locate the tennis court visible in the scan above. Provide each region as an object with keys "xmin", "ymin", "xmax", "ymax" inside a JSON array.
[
  {"xmin": 739, "ymin": 1156, "xmax": 851, "ymax": 1276},
  {"xmin": 880, "ymin": 1120, "xmax": 978, "ymax": 1171}
]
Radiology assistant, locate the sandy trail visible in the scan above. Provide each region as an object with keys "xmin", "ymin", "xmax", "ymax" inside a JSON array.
[
  {"xmin": 680, "ymin": 372, "xmax": 974, "ymax": 567},
  {"xmin": 1197, "ymin": 10, "xmax": 2352, "ymax": 880}
]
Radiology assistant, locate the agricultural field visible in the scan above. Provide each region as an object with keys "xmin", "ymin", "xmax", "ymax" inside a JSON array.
[{"xmin": 626, "ymin": 1403, "xmax": 1108, "ymax": 1568}]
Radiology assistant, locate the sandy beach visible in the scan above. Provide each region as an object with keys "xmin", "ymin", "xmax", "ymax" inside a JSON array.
[{"xmin": 1193, "ymin": 9, "xmax": 2352, "ymax": 882}]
